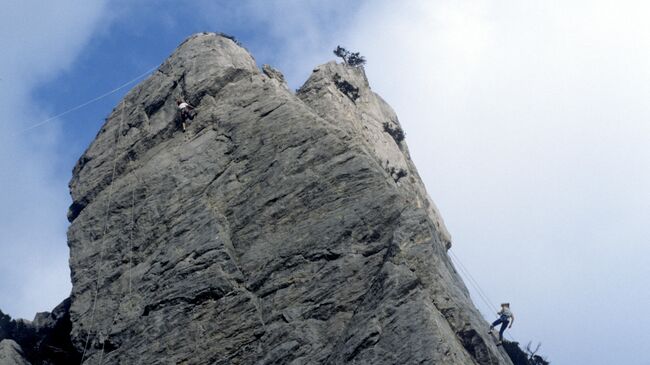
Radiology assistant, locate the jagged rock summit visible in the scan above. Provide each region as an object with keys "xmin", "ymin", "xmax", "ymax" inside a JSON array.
[{"xmin": 65, "ymin": 33, "xmax": 512, "ymax": 364}]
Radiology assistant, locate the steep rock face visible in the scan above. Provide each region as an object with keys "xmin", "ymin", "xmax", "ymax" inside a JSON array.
[
  {"xmin": 67, "ymin": 33, "xmax": 512, "ymax": 364},
  {"xmin": 0, "ymin": 340, "xmax": 30, "ymax": 365}
]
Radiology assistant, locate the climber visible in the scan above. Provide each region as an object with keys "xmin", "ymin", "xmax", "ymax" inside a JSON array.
[
  {"xmin": 176, "ymin": 99, "xmax": 195, "ymax": 132},
  {"xmin": 489, "ymin": 302, "xmax": 514, "ymax": 345}
]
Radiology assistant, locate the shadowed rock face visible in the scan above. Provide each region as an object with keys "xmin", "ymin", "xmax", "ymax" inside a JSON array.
[
  {"xmin": 0, "ymin": 340, "xmax": 30, "ymax": 365},
  {"xmin": 0, "ymin": 299, "xmax": 80, "ymax": 365},
  {"xmin": 66, "ymin": 32, "xmax": 512, "ymax": 364}
]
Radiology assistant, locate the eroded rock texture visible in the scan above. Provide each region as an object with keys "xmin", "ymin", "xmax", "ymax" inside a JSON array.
[
  {"xmin": 67, "ymin": 33, "xmax": 512, "ymax": 364},
  {"xmin": 0, "ymin": 340, "xmax": 30, "ymax": 365}
]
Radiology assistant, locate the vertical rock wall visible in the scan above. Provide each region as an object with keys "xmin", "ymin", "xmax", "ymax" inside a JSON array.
[{"xmin": 66, "ymin": 33, "xmax": 512, "ymax": 365}]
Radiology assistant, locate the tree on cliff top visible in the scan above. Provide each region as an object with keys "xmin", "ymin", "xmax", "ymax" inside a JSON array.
[{"xmin": 333, "ymin": 46, "xmax": 366, "ymax": 67}]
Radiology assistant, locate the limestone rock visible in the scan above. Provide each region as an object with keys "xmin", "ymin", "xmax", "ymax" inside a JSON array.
[
  {"xmin": 0, "ymin": 340, "xmax": 31, "ymax": 365},
  {"xmin": 66, "ymin": 32, "xmax": 512, "ymax": 364},
  {"xmin": 262, "ymin": 64, "xmax": 288, "ymax": 90}
]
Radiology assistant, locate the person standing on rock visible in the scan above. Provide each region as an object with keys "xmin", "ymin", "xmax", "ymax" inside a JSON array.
[
  {"xmin": 177, "ymin": 99, "xmax": 195, "ymax": 132},
  {"xmin": 489, "ymin": 302, "xmax": 514, "ymax": 345}
]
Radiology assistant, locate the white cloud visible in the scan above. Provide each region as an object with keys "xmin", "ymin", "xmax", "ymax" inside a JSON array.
[
  {"xmin": 188, "ymin": 2, "xmax": 649, "ymax": 362},
  {"xmin": 340, "ymin": 1, "xmax": 650, "ymax": 363},
  {"xmin": 3, "ymin": 2, "xmax": 648, "ymax": 363},
  {"xmin": 0, "ymin": 1, "xmax": 108, "ymax": 319}
]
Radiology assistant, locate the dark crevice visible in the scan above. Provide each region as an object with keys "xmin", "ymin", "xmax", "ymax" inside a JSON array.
[
  {"xmin": 258, "ymin": 102, "xmax": 285, "ymax": 118},
  {"xmin": 101, "ymin": 338, "xmax": 119, "ymax": 354},
  {"xmin": 345, "ymin": 329, "xmax": 380, "ymax": 361},
  {"xmin": 263, "ymin": 191, "xmax": 292, "ymax": 207},
  {"xmin": 360, "ymin": 229, "xmax": 381, "ymax": 243},
  {"xmin": 439, "ymin": 305, "xmax": 498, "ymax": 365},
  {"xmin": 72, "ymin": 155, "xmax": 92, "ymax": 177},
  {"xmin": 67, "ymin": 199, "xmax": 88, "ymax": 222},
  {"xmin": 303, "ymin": 250, "xmax": 341, "ymax": 262},
  {"xmin": 201, "ymin": 162, "xmax": 233, "ymax": 195},
  {"xmin": 456, "ymin": 328, "xmax": 495, "ymax": 365},
  {"xmin": 257, "ymin": 281, "xmax": 294, "ymax": 299},
  {"xmin": 142, "ymin": 289, "xmax": 227, "ymax": 316},
  {"xmin": 143, "ymin": 96, "xmax": 167, "ymax": 117}
]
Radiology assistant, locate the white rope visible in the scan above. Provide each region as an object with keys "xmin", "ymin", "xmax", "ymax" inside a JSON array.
[
  {"xmin": 14, "ymin": 65, "xmax": 158, "ymax": 136},
  {"xmin": 97, "ymin": 158, "xmax": 139, "ymax": 365},
  {"xmin": 448, "ymin": 251, "xmax": 495, "ymax": 316},
  {"xmin": 128, "ymin": 164, "xmax": 136, "ymax": 297},
  {"xmin": 80, "ymin": 100, "xmax": 127, "ymax": 364},
  {"xmin": 449, "ymin": 250, "xmax": 499, "ymax": 312},
  {"xmin": 448, "ymin": 249, "xmax": 517, "ymax": 342}
]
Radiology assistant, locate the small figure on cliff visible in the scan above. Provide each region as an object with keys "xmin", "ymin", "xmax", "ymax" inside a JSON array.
[
  {"xmin": 177, "ymin": 99, "xmax": 195, "ymax": 132},
  {"xmin": 489, "ymin": 302, "xmax": 514, "ymax": 345}
]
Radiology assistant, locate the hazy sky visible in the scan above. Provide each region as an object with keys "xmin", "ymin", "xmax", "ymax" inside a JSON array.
[{"xmin": 2, "ymin": 1, "xmax": 649, "ymax": 364}]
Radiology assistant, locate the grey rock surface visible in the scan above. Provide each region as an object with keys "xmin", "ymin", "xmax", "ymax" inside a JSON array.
[
  {"xmin": 1, "ymin": 299, "xmax": 79, "ymax": 364},
  {"xmin": 0, "ymin": 340, "xmax": 31, "ymax": 365},
  {"xmin": 67, "ymin": 32, "xmax": 512, "ymax": 364},
  {"xmin": 262, "ymin": 64, "xmax": 288, "ymax": 90}
]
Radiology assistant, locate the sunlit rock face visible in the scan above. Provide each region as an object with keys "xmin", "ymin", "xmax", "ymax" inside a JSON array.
[{"xmin": 66, "ymin": 32, "xmax": 512, "ymax": 365}]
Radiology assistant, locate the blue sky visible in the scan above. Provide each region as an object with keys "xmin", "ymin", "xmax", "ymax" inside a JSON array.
[
  {"xmin": 2, "ymin": 1, "xmax": 650, "ymax": 364},
  {"xmin": 30, "ymin": 0, "xmax": 362, "ymax": 162}
]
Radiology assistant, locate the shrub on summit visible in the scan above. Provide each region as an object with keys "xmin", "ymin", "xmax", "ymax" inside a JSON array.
[{"xmin": 333, "ymin": 46, "xmax": 366, "ymax": 67}]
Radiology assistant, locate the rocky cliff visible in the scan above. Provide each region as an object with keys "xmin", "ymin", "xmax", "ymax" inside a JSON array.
[
  {"xmin": 0, "ymin": 299, "xmax": 79, "ymax": 364},
  {"xmin": 0, "ymin": 340, "xmax": 30, "ymax": 365},
  {"xmin": 64, "ymin": 33, "xmax": 513, "ymax": 364}
]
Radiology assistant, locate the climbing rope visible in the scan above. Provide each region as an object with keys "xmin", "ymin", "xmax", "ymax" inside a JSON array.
[
  {"xmin": 449, "ymin": 250, "xmax": 499, "ymax": 312},
  {"xmin": 97, "ymin": 157, "xmax": 139, "ymax": 365},
  {"xmin": 99, "ymin": 158, "xmax": 135, "ymax": 365},
  {"xmin": 79, "ymin": 100, "xmax": 127, "ymax": 364},
  {"xmin": 448, "ymin": 249, "xmax": 517, "ymax": 343},
  {"xmin": 14, "ymin": 65, "xmax": 158, "ymax": 136},
  {"xmin": 128, "ymin": 163, "xmax": 136, "ymax": 297}
]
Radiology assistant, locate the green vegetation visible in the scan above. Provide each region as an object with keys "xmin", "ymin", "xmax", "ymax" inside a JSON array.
[
  {"xmin": 333, "ymin": 73, "xmax": 360, "ymax": 102},
  {"xmin": 333, "ymin": 46, "xmax": 366, "ymax": 67},
  {"xmin": 503, "ymin": 341, "xmax": 550, "ymax": 365},
  {"xmin": 383, "ymin": 122, "xmax": 405, "ymax": 145}
]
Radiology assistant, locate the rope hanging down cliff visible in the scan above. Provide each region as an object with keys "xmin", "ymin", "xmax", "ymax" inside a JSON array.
[
  {"xmin": 448, "ymin": 249, "xmax": 516, "ymax": 343},
  {"xmin": 79, "ymin": 100, "xmax": 128, "ymax": 364},
  {"xmin": 96, "ymin": 156, "xmax": 139, "ymax": 365}
]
